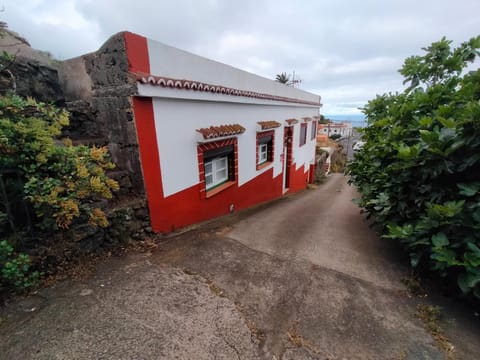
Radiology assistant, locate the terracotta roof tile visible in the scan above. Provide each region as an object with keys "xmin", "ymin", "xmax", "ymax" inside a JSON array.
[
  {"xmin": 196, "ymin": 124, "xmax": 246, "ymax": 139},
  {"xmin": 285, "ymin": 118, "xmax": 299, "ymax": 125},
  {"xmin": 257, "ymin": 121, "xmax": 281, "ymax": 130},
  {"xmin": 302, "ymin": 117, "xmax": 312, "ymax": 122},
  {"xmin": 134, "ymin": 73, "xmax": 321, "ymax": 107}
]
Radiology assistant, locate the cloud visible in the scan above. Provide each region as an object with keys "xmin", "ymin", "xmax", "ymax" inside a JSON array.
[
  {"xmin": 2, "ymin": 0, "xmax": 102, "ymax": 58},
  {"xmin": 1, "ymin": 0, "xmax": 479, "ymax": 115}
]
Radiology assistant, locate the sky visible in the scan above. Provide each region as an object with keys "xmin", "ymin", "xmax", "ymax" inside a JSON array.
[{"xmin": 2, "ymin": 0, "xmax": 479, "ymax": 116}]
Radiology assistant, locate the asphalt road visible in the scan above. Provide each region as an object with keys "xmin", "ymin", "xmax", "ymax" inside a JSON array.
[
  {"xmin": 338, "ymin": 129, "xmax": 361, "ymax": 161},
  {"xmin": 1, "ymin": 174, "xmax": 479, "ymax": 359}
]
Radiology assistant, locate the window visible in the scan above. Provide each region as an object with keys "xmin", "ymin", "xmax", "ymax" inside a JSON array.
[
  {"xmin": 256, "ymin": 130, "xmax": 274, "ymax": 169},
  {"xmin": 198, "ymin": 140, "xmax": 237, "ymax": 198},
  {"xmin": 204, "ymin": 145, "xmax": 234, "ymax": 190},
  {"xmin": 205, "ymin": 156, "xmax": 228, "ymax": 189},
  {"xmin": 299, "ymin": 123, "xmax": 307, "ymax": 146},
  {"xmin": 311, "ymin": 121, "xmax": 317, "ymax": 140},
  {"xmin": 258, "ymin": 143, "xmax": 268, "ymax": 164}
]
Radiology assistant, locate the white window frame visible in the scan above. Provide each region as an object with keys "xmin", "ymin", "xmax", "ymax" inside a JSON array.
[
  {"xmin": 258, "ymin": 143, "xmax": 268, "ymax": 165},
  {"xmin": 205, "ymin": 156, "xmax": 229, "ymax": 190}
]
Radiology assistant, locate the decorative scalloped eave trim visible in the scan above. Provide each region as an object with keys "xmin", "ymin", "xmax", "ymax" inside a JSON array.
[{"xmin": 135, "ymin": 73, "xmax": 320, "ymax": 106}]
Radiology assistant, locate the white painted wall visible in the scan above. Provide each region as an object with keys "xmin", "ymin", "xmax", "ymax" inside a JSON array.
[
  {"xmin": 152, "ymin": 98, "xmax": 317, "ymax": 197},
  {"xmin": 292, "ymin": 122, "xmax": 317, "ymax": 172}
]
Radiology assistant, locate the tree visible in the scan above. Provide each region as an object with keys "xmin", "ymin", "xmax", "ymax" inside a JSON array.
[
  {"xmin": 318, "ymin": 115, "xmax": 330, "ymax": 124},
  {"xmin": 275, "ymin": 72, "xmax": 292, "ymax": 85},
  {"xmin": 347, "ymin": 36, "xmax": 480, "ymax": 299}
]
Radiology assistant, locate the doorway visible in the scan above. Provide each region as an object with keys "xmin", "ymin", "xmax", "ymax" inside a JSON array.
[{"xmin": 283, "ymin": 127, "xmax": 293, "ymax": 193}]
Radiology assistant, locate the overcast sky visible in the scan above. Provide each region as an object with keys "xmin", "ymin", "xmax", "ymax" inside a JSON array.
[{"xmin": 2, "ymin": 0, "xmax": 479, "ymax": 116}]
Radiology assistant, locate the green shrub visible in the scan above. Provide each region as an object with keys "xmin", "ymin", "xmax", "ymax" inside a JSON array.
[
  {"xmin": 0, "ymin": 240, "xmax": 39, "ymax": 292},
  {"xmin": 0, "ymin": 94, "xmax": 119, "ymax": 231},
  {"xmin": 347, "ymin": 36, "xmax": 480, "ymax": 298}
]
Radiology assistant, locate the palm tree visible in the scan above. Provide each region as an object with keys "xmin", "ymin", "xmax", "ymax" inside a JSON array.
[{"xmin": 275, "ymin": 72, "xmax": 292, "ymax": 85}]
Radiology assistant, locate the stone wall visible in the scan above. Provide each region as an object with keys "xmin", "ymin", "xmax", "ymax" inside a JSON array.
[
  {"xmin": 0, "ymin": 26, "xmax": 150, "ymax": 260},
  {"xmin": 1, "ymin": 26, "xmax": 145, "ymax": 196},
  {"xmin": 0, "ymin": 28, "xmax": 63, "ymax": 102},
  {"xmin": 6, "ymin": 60, "xmax": 64, "ymax": 103},
  {"xmin": 28, "ymin": 199, "xmax": 154, "ymax": 276},
  {"xmin": 59, "ymin": 32, "xmax": 144, "ymax": 194}
]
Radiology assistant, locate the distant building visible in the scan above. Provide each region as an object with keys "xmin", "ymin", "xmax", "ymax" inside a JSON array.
[{"xmin": 318, "ymin": 121, "xmax": 352, "ymax": 138}]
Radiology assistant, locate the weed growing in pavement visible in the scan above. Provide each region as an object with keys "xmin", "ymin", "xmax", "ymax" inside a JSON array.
[{"xmin": 416, "ymin": 304, "xmax": 456, "ymax": 359}]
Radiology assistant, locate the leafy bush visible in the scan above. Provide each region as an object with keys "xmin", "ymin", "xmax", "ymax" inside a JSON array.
[
  {"xmin": 0, "ymin": 94, "xmax": 119, "ymax": 231},
  {"xmin": 1, "ymin": 240, "xmax": 39, "ymax": 292},
  {"xmin": 329, "ymin": 133, "xmax": 342, "ymax": 140},
  {"xmin": 347, "ymin": 36, "xmax": 480, "ymax": 298}
]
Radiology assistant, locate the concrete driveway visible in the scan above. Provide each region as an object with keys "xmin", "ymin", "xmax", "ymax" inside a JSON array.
[{"xmin": 1, "ymin": 174, "xmax": 479, "ymax": 359}]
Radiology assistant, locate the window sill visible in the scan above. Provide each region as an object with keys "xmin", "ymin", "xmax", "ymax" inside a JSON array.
[
  {"xmin": 256, "ymin": 161, "xmax": 273, "ymax": 171},
  {"xmin": 206, "ymin": 181, "xmax": 236, "ymax": 198}
]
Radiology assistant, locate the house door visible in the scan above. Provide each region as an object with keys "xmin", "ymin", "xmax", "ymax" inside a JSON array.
[{"xmin": 283, "ymin": 127, "xmax": 292, "ymax": 192}]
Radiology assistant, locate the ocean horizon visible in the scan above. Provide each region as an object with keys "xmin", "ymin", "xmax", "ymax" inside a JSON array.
[{"xmin": 325, "ymin": 114, "xmax": 367, "ymax": 127}]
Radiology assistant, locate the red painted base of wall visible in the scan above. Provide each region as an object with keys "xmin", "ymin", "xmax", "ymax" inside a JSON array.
[
  {"xmin": 151, "ymin": 163, "xmax": 310, "ymax": 233},
  {"xmin": 287, "ymin": 163, "xmax": 310, "ymax": 193},
  {"xmin": 153, "ymin": 168, "xmax": 284, "ymax": 233}
]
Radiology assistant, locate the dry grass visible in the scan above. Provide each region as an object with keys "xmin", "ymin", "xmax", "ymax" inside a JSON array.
[
  {"xmin": 401, "ymin": 276, "xmax": 425, "ymax": 297},
  {"xmin": 416, "ymin": 304, "xmax": 456, "ymax": 359},
  {"xmin": 286, "ymin": 321, "xmax": 336, "ymax": 359},
  {"xmin": 244, "ymin": 317, "xmax": 266, "ymax": 342},
  {"xmin": 207, "ymin": 281, "xmax": 227, "ymax": 298}
]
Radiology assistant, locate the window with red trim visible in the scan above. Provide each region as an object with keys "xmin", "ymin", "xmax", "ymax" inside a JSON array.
[
  {"xmin": 198, "ymin": 139, "xmax": 237, "ymax": 198},
  {"xmin": 256, "ymin": 130, "xmax": 274, "ymax": 169},
  {"xmin": 299, "ymin": 123, "xmax": 307, "ymax": 146}
]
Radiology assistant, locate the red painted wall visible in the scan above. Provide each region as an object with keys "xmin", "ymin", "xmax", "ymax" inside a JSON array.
[
  {"xmin": 124, "ymin": 32, "xmax": 150, "ymax": 73},
  {"xmin": 152, "ymin": 168, "xmax": 284, "ymax": 233},
  {"xmin": 288, "ymin": 163, "xmax": 310, "ymax": 193},
  {"xmin": 132, "ymin": 97, "xmax": 167, "ymax": 232}
]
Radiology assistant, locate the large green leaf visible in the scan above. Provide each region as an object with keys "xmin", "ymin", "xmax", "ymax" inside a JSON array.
[
  {"xmin": 432, "ymin": 232, "xmax": 449, "ymax": 247},
  {"xmin": 458, "ymin": 272, "xmax": 480, "ymax": 294},
  {"xmin": 457, "ymin": 182, "xmax": 480, "ymax": 197}
]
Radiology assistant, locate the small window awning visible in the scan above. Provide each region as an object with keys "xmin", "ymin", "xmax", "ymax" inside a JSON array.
[
  {"xmin": 196, "ymin": 124, "xmax": 246, "ymax": 142},
  {"xmin": 285, "ymin": 118, "xmax": 299, "ymax": 126},
  {"xmin": 302, "ymin": 117, "xmax": 312, "ymax": 122},
  {"xmin": 257, "ymin": 121, "xmax": 281, "ymax": 131}
]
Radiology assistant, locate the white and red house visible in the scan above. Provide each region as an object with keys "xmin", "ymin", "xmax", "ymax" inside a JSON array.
[
  {"xmin": 124, "ymin": 33, "xmax": 321, "ymax": 233},
  {"xmin": 318, "ymin": 121, "xmax": 352, "ymax": 138}
]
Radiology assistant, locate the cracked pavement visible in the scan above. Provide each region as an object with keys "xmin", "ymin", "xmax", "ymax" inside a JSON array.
[{"xmin": 1, "ymin": 174, "xmax": 479, "ymax": 359}]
